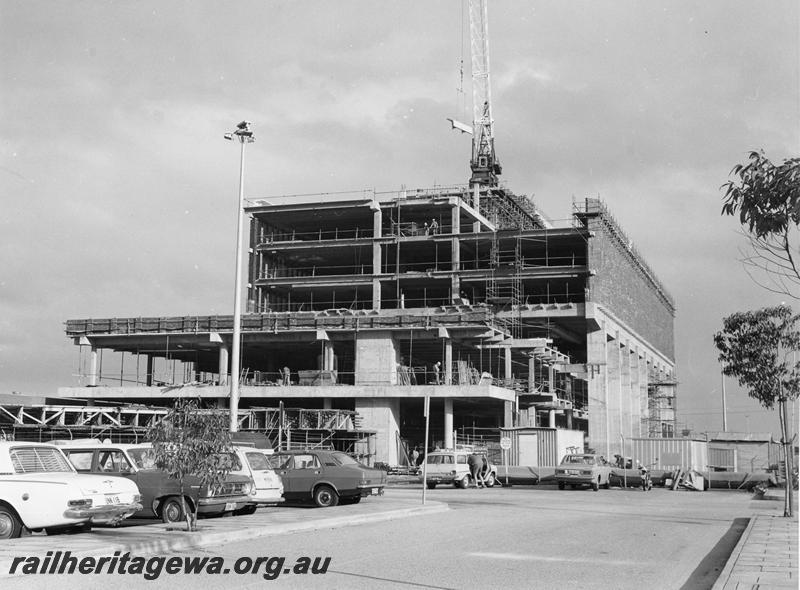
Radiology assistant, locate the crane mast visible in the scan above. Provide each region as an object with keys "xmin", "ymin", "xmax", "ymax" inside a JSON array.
[{"xmin": 468, "ymin": 0, "xmax": 501, "ymax": 187}]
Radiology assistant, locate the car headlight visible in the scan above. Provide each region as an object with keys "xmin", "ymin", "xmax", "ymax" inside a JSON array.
[
  {"xmin": 581, "ymin": 470, "xmax": 592, "ymax": 476},
  {"xmin": 133, "ymin": 494, "xmax": 142, "ymax": 503},
  {"xmin": 68, "ymin": 499, "xmax": 92, "ymax": 508}
]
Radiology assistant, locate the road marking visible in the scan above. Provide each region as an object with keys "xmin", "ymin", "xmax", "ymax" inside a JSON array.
[{"xmin": 468, "ymin": 552, "xmax": 658, "ymax": 566}]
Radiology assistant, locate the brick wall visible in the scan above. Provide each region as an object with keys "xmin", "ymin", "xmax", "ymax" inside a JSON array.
[{"xmin": 586, "ymin": 217, "xmax": 675, "ymax": 360}]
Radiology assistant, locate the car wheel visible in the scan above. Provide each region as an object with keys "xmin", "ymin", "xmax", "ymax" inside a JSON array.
[
  {"xmin": 313, "ymin": 485, "xmax": 339, "ymax": 508},
  {"xmin": 458, "ymin": 476, "xmax": 470, "ymax": 489},
  {"xmin": 558, "ymin": 482, "xmax": 565, "ymax": 490},
  {"xmin": 592, "ymin": 477, "xmax": 600, "ymax": 491},
  {"xmin": 160, "ymin": 496, "xmax": 186, "ymax": 523},
  {"xmin": 483, "ymin": 473, "xmax": 496, "ymax": 488},
  {"xmin": 426, "ymin": 482, "xmax": 437, "ymax": 490},
  {"xmin": 234, "ymin": 505, "xmax": 258, "ymax": 516},
  {"xmin": 0, "ymin": 507, "xmax": 23, "ymax": 539}
]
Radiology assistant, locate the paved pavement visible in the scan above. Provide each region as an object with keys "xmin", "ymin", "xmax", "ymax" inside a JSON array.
[
  {"xmin": 1, "ymin": 485, "xmax": 796, "ymax": 588},
  {"xmin": 0, "ymin": 497, "xmax": 448, "ymax": 578},
  {"xmin": 712, "ymin": 490, "xmax": 798, "ymax": 590}
]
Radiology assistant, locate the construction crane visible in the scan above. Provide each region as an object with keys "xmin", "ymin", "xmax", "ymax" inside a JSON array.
[{"xmin": 448, "ymin": 0, "xmax": 502, "ymax": 188}]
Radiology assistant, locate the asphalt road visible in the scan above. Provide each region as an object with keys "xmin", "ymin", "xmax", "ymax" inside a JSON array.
[{"xmin": 2, "ymin": 484, "xmax": 756, "ymax": 590}]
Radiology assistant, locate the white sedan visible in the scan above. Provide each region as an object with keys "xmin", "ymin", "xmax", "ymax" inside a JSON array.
[{"xmin": 0, "ymin": 441, "xmax": 142, "ymax": 539}]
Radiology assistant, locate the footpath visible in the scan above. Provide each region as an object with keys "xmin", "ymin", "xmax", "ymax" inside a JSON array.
[
  {"xmin": 712, "ymin": 489, "xmax": 798, "ymax": 590},
  {"xmin": 0, "ymin": 497, "xmax": 447, "ymax": 578}
]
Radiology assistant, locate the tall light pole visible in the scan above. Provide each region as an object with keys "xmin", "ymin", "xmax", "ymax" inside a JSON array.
[{"xmin": 224, "ymin": 121, "xmax": 255, "ymax": 432}]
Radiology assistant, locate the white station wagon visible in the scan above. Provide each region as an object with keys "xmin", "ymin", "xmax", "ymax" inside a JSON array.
[{"xmin": 0, "ymin": 441, "xmax": 142, "ymax": 539}]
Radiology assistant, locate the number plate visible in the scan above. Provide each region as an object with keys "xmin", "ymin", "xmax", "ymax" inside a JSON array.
[
  {"xmin": 105, "ymin": 495, "xmax": 120, "ymax": 504},
  {"xmin": 224, "ymin": 502, "xmax": 236, "ymax": 511},
  {"xmin": 566, "ymin": 469, "xmax": 580, "ymax": 475},
  {"xmin": 371, "ymin": 487, "xmax": 379, "ymax": 495}
]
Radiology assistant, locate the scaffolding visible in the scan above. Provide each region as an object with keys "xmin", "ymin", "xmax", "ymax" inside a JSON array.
[
  {"xmin": 647, "ymin": 378, "xmax": 677, "ymax": 437},
  {"xmin": 0, "ymin": 402, "xmax": 377, "ymax": 463},
  {"xmin": 486, "ymin": 235, "xmax": 522, "ymax": 337},
  {"xmin": 479, "ymin": 188, "xmax": 547, "ymax": 230}
]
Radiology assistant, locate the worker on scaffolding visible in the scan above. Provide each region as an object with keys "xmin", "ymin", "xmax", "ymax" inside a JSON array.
[{"xmin": 429, "ymin": 218, "xmax": 439, "ymax": 234}]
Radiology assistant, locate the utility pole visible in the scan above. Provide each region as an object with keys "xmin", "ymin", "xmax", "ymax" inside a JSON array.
[
  {"xmin": 224, "ymin": 121, "xmax": 255, "ymax": 433},
  {"xmin": 721, "ymin": 370, "xmax": 727, "ymax": 432}
]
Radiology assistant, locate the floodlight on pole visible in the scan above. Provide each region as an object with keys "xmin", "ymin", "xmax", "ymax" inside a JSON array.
[{"xmin": 224, "ymin": 120, "xmax": 255, "ymax": 433}]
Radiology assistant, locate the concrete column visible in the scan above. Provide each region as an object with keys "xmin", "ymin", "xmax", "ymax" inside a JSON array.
[
  {"xmin": 444, "ymin": 398, "xmax": 454, "ymax": 449},
  {"xmin": 320, "ymin": 340, "xmax": 333, "ymax": 370},
  {"xmin": 620, "ymin": 341, "xmax": 632, "ymax": 440},
  {"xmin": 630, "ymin": 348, "xmax": 642, "ymax": 437},
  {"xmin": 355, "ymin": 331, "xmax": 398, "ymax": 385},
  {"xmin": 639, "ymin": 354, "xmax": 650, "ymax": 436},
  {"xmin": 323, "ymin": 398, "xmax": 333, "ymax": 410},
  {"xmin": 504, "ymin": 401, "xmax": 514, "ymax": 428},
  {"xmin": 607, "ymin": 336, "xmax": 622, "ymax": 456},
  {"xmin": 326, "ymin": 343, "xmax": 335, "ymax": 371},
  {"xmin": 354, "ymin": 398, "xmax": 401, "ymax": 465},
  {"xmin": 549, "ymin": 409, "xmax": 556, "ymax": 427},
  {"xmin": 586, "ymin": 324, "xmax": 609, "ymax": 457},
  {"xmin": 504, "ymin": 347, "xmax": 512, "ymax": 387},
  {"xmin": 444, "ymin": 338, "xmax": 453, "ymax": 385},
  {"xmin": 451, "ymin": 204, "xmax": 461, "ymax": 302},
  {"xmin": 528, "ymin": 357, "xmax": 536, "ymax": 393},
  {"xmin": 548, "ymin": 364, "xmax": 556, "ymax": 394},
  {"xmin": 218, "ymin": 345, "xmax": 229, "ymax": 386},
  {"xmin": 88, "ymin": 346, "xmax": 98, "ymax": 386},
  {"xmin": 145, "ymin": 354, "xmax": 154, "ymax": 387},
  {"xmin": 372, "ymin": 279, "xmax": 382, "ymax": 311},
  {"xmin": 373, "ymin": 207, "xmax": 382, "ymax": 238}
]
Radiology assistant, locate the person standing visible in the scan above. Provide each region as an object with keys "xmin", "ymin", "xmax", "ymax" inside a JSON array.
[
  {"xmin": 411, "ymin": 446, "xmax": 420, "ymax": 467},
  {"xmin": 468, "ymin": 453, "xmax": 484, "ymax": 488}
]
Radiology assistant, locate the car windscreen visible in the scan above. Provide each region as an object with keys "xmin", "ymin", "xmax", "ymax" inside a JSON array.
[
  {"xmin": 11, "ymin": 447, "xmax": 74, "ymax": 473},
  {"xmin": 245, "ymin": 451, "xmax": 273, "ymax": 471},
  {"xmin": 426, "ymin": 455, "xmax": 454, "ymax": 464},
  {"xmin": 562, "ymin": 455, "xmax": 594, "ymax": 465}
]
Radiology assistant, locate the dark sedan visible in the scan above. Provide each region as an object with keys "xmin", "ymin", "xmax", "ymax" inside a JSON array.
[{"xmin": 269, "ymin": 450, "xmax": 386, "ymax": 507}]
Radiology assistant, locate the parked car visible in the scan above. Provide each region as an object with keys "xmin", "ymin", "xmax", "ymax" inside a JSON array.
[
  {"xmin": 268, "ymin": 450, "xmax": 386, "ymax": 507},
  {"xmin": 0, "ymin": 441, "xmax": 141, "ymax": 539},
  {"xmin": 57, "ymin": 441, "xmax": 253, "ymax": 523},
  {"xmin": 422, "ymin": 448, "xmax": 498, "ymax": 489},
  {"xmin": 555, "ymin": 453, "xmax": 612, "ymax": 491},
  {"xmin": 230, "ymin": 446, "xmax": 283, "ymax": 514}
]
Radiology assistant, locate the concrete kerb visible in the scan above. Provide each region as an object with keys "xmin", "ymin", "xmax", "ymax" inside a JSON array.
[
  {"xmin": 0, "ymin": 501, "xmax": 449, "ymax": 579},
  {"xmin": 710, "ymin": 513, "xmax": 757, "ymax": 590}
]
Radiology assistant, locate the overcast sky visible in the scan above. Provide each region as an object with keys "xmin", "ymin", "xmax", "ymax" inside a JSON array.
[{"xmin": 1, "ymin": 1, "xmax": 797, "ymax": 436}]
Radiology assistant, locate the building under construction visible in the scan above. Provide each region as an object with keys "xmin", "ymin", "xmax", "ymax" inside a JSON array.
[
  {"xmin": 20, "ymin": 4, "xmax": 677, "ymax": 465},
  {"xmin": 51, "ymin": 186, "xmax": 677, "ymax": 465}
]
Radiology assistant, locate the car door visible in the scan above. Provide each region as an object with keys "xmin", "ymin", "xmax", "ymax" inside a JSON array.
[
  {"xmin": 289, "ymin": 453, "xmax": 322, "ymax": 496},
  {"xmin": 271, "ymin": 453, "xmax": 300, "ymax": 497}
]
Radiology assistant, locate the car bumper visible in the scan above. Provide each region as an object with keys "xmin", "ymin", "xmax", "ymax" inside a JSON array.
[
  {"xmin": 423, "ymin": 474, "xmax": 458, "ymax": 484},
  {"xmin": 356, "ymin": 485, "xmax": 385, "ymax": 497},
  {"xmin": 249, "ymin": 490, "xmax": 285, "ymax": 505},
  {"xmin": 555, "ymin": 474, "xmax": 594, "ymax": 484},
  {"xmin": 64, "ymin": 502, "xmax": 142, "ymax": 525},
  {"xmin": 197, "ymin": 495, "xmax": 251, "ymax": 514}
]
